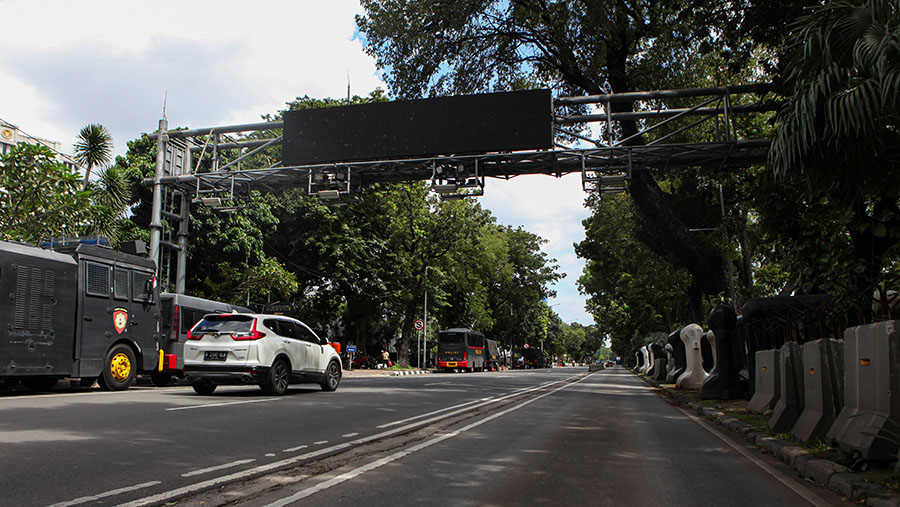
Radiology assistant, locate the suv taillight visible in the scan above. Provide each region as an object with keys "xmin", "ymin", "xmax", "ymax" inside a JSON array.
[
  {"xmin": 232, "ymin": 319, "xmax": 266, "ymax": 341},
  {"xmin": 186, "ymin": 324, "xmax": 201, "ymax": 340},
  {"xmin": 169, "ymin": 305, "xmax": 180, "ymax": 342}
]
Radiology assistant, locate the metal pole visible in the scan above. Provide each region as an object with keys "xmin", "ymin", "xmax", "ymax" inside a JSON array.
[
  {"xmin": 424, "ymin": 284, "xmax": 428, "ymax": 370},
  {"xmin": 149, "ymin": 118, "xmax": 168, "ymax": 272},
  {"xmin": 175, "ymin": 191, "xmax": 189, "ymax": 294},
  {"xmin": 719, "ymin": 185, "xmax": 737, "ymax": 304}
]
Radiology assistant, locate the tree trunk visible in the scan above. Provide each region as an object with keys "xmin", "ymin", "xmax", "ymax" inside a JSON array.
[
  {"xmin": 604, "ymin": 47, "xmax": 728, "ymax": 301},
  {"xmin": 397, "ymin": 295, "xmax": 419, "ymax": 368}
]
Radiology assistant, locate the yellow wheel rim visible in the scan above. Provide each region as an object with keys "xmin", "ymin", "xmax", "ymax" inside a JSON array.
[{"xmin": 110, "ymin": 352, "xmax": 132, "ymax": 382}]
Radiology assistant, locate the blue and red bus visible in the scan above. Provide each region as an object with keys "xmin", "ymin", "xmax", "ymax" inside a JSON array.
[{"xmin": 437, "ymin": 328, "xmax": 487, "ymax": 372}]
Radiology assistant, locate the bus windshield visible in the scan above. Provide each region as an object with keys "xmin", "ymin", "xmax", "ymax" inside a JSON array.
[{"xmin": 439, "ymin": 332, "xmax": 464, "ymax": 344}]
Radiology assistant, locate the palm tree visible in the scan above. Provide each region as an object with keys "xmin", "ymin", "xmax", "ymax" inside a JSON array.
[
  {"xmin": 74, "ymin": 124, "xmax": 113, "ymax": 191},
  {"xmin": 769, "ymin": 0, "xmax": 900, "ymax": 294},
  {"xmin": 82, "ymin": 164, "xmax": 132, "ymax": 243},
  {"xmin": 770, "ymin": 0, "xmax": 900, "ymax": 186}
]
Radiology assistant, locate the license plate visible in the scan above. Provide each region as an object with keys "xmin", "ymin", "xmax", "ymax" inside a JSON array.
[
  {"xmin": 446, "ymin": 362, "xmax": 457, "ymax": 367},
  {"xmin": 204, "ymin": 351, "xmax": 227, "ymax": 361}
]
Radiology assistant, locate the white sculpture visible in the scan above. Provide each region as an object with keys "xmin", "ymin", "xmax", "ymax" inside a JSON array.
[{"xmin": 677, "ymin": 324, "xmax": 710, "ymax": 389}]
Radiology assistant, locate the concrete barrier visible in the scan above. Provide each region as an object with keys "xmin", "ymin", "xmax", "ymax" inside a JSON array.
[
  {"xmin": 677, "ymin": 324, "xmax": 710, "ymax": 390},
  {"xmin": 665, "ymin": 343, "xmax": 675, "ymax": 377},
  {"xmin": 666, "ymin": 328, "xmax": 686, "ymax": 384},
  {"xmin": 650, "ymin": 343, "xmax": 667, "ymax": 381},
  {"xmin": 769, "ymin": 341, "xmax": 804, "ymax": 434},
  {"xmin": 701, "ymin": 304, "xmax": 745, "ymax": 400},
  {"xmin": 791, "ymin": 338, "xmax": 843, "ymax": 445},
  {"xmin": 641, "ymin": 345, "xmax": 652, "ymax": 375},
  {"xmin": 827, "ymin": 321, "xmax": 900, "ymax": 460},
  {"xmin": 702, "ymin": 330, "xmax": 717, "ymax": 374},
  {"xmin": 747, "ymin": 349, "xmax": 781, "ymax": 414}
]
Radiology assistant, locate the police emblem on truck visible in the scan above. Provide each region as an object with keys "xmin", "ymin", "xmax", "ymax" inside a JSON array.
[{"xmin": 113, "ymin": 308, "xmax": 128, "ymax": 334}]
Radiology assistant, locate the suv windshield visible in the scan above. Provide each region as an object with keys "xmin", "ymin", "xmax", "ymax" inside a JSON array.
[{"xmin": 192, "ymin": 314, "xmax": 254, "ymax": 334}]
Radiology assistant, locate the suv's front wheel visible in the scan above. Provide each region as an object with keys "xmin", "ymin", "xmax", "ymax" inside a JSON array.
[{"xmin": 320, "ymin": 360, "xmax": 341, "ymax": 392}]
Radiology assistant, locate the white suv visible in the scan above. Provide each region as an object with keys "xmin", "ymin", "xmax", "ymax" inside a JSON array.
[{"xmin": 182, "ymin": 313, "xmax": 342, "ymax": 395}]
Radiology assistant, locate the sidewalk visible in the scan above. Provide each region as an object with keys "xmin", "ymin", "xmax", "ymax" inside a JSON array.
[{"xmin": 635, "ymin": 370, "xmax": 900, "ymax": 506}]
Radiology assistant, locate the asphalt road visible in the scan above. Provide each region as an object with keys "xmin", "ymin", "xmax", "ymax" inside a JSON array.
[{"xmin": 0, "ymin": 366, "xmax": 846, "ymax": 506}]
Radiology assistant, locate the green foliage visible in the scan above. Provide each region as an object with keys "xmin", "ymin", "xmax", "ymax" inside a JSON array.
[
  {"xmin": 0, "ymin": 143, "xmax": 90, "ymax": 243},
  {"xmin": 576, "ymin": 193, "xmax": 694, "ymax": 359},
  {"xmin": 766, "ymin": 0, "xmax": 900, "ymax": 296}
]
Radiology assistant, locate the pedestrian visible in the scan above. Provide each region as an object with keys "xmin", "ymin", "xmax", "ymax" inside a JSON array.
[{"xmin": 381, "ymin": 349, "xmax": 390, "ymax": 368}]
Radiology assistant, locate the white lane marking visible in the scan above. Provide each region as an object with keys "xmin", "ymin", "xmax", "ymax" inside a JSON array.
[
  {"xmin": 117, "ymin": 374, "xmax": 584, "ymax": 507},
  {"xmin": 375, "ymin": 398, "xmax": 486, "ymax": 428},
  {"xmin": 266, "ymin": 453, "xmax": 276, "ymax": 457},
  {"xmin": 284, "ymin": 445, "xmax": 308, "ymax": 452},
  {"xmin": 181, "ymin": 459, "xmax": 256, "ymax": 478},
  {"xmin": 342, "ymin": 433, "xmax": 359, "ymax": 438},
  {"xmin": 264, "ymin": 375, "xmax": 592, "ymax": 506},
  {"xmin": 376, "ymin": 379, "xmax": 565, "ymax": 430},
  {"xmin": 166, "ymin": 398, "xmax": 280, "ymax": 411},
  {"xmin": 679, "ymin": 407, "xmax": 835, "ymax": 506},
  {"xmin": 48, "ymin": 481, "xmax": 161, "ymax": 507},
  {"xmin": 424, "ymin": 382, "xmax": 450, "ymax": 386},
  {"xmin": 313, "ymin": 440, "xmax": 328, "ymax": 445}
]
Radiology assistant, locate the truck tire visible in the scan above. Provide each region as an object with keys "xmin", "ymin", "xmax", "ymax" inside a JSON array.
[
  {"xmin": 98, "ymin": 344, "xmax": 137, "ymax": 391},
  {"xmin": 260, "ymin": 359, "xmax": 290, "ymax": 396},
  {"xmin": 320, "ymin": 360, "xmax": 341, "ymax": 392}
]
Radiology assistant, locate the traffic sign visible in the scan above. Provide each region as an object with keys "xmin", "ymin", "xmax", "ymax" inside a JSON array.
[
  {"xmin": 347, "ymin": 345, "xmax": 357, "ymax": 353},
  {"xmin": 414, "ymin": 319, "xmax": 425, "ymax": 331}
]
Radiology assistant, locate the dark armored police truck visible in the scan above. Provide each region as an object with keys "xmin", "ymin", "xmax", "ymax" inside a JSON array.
[{"xmin": 0, "ymin": 239, "xmax": 160, "ymax": 391}]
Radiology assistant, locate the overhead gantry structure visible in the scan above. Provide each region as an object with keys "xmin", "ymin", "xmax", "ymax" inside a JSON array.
[{"xmin": 145, "ymin": 84, "xmax": 777, "ymax": 292}]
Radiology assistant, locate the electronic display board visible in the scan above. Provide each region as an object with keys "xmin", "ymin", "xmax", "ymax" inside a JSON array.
[{"xmin": 282, "ymin": 89, "xmax": 552, "ymax": 166}]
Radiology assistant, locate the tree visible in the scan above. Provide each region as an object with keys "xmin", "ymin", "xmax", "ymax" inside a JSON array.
[
  {"xmin": 0, "ymin": 143, "xmax": 90, "ymax": 243},
  {"xmin": 576, "ymin": 192, "xmax": 694, "ymax": 360},
  {"xmin": 74, "ymin": 124, "xmax": 113, "ymax": 191},
  {"xmin": 769, "ymin": 0, "xmax": 900, "ymax": 299},
  {"xmin": 356, "ymin": 0, "xmax": 807, "ymax": 313},
  {"xmin": 81, "ymin": 164, "xmax": 132, "ymax": 244}
]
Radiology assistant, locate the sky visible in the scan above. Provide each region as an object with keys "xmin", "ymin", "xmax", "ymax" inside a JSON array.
[{"xmin": 0, "ymin": 0, "xmax": 594, "ymax": 325}]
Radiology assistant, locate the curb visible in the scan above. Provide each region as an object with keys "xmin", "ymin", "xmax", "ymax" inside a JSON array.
[
  {"xmin": 635, "ymin": 371, "xmax": 900, "ymax": 505},
  {"xmin": 389, "ymin": 369, "xmax": 431, "ymax": 376}
]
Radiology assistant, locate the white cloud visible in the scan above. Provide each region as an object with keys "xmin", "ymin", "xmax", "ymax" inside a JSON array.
[
  {"xmin": 0, "ymin": 0, "xmax": 594, "ymax": 325},
  {"xmin": 481, "ymin": 173, "xmax": 593, "ymax": 324},
  {"xmin": 0, "ymin": 0, "xmax": 382, "ymax": 156}
]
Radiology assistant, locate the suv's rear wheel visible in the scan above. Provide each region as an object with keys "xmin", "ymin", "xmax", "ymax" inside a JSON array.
[
  {"xmin": 192, "ymin": 381, "xmax": 217, "ymax": 395},
  {"xmin": 320, "ymin": 360, "xmax": 341, "ymax": 392},
  {"xmin": 261, "ymin": 359, "xmax": 290, "ymax": 395}
]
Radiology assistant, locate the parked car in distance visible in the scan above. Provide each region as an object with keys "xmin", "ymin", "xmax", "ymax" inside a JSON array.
[{"xmin": 182, "ymin": 313, "xmax": 342, "ymax": 395}]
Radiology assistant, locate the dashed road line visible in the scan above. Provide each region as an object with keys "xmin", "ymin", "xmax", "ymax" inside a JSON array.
[
  {"xmin": 262, "ymin": 375, "xmax": 591, "ymax": 506},
  {"xmin": 115, "ymin": 374, "xmax": 584, "ymax": 507},
  {"xmin": 47, "ymin": 481, "xmax": 161, "ymax": 507},
  {"xmin": 182, "ymin": 459, "xmax": 256, "ymax": 478},
  {"xmin": 166, "ymin": 398, "xmax": 280, "ymax": 411}
]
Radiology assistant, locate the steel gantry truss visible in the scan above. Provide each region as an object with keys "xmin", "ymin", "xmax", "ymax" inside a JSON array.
[{"xmin": 146, "ymin": 83, "xmax": 777, "ymax": 290}]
